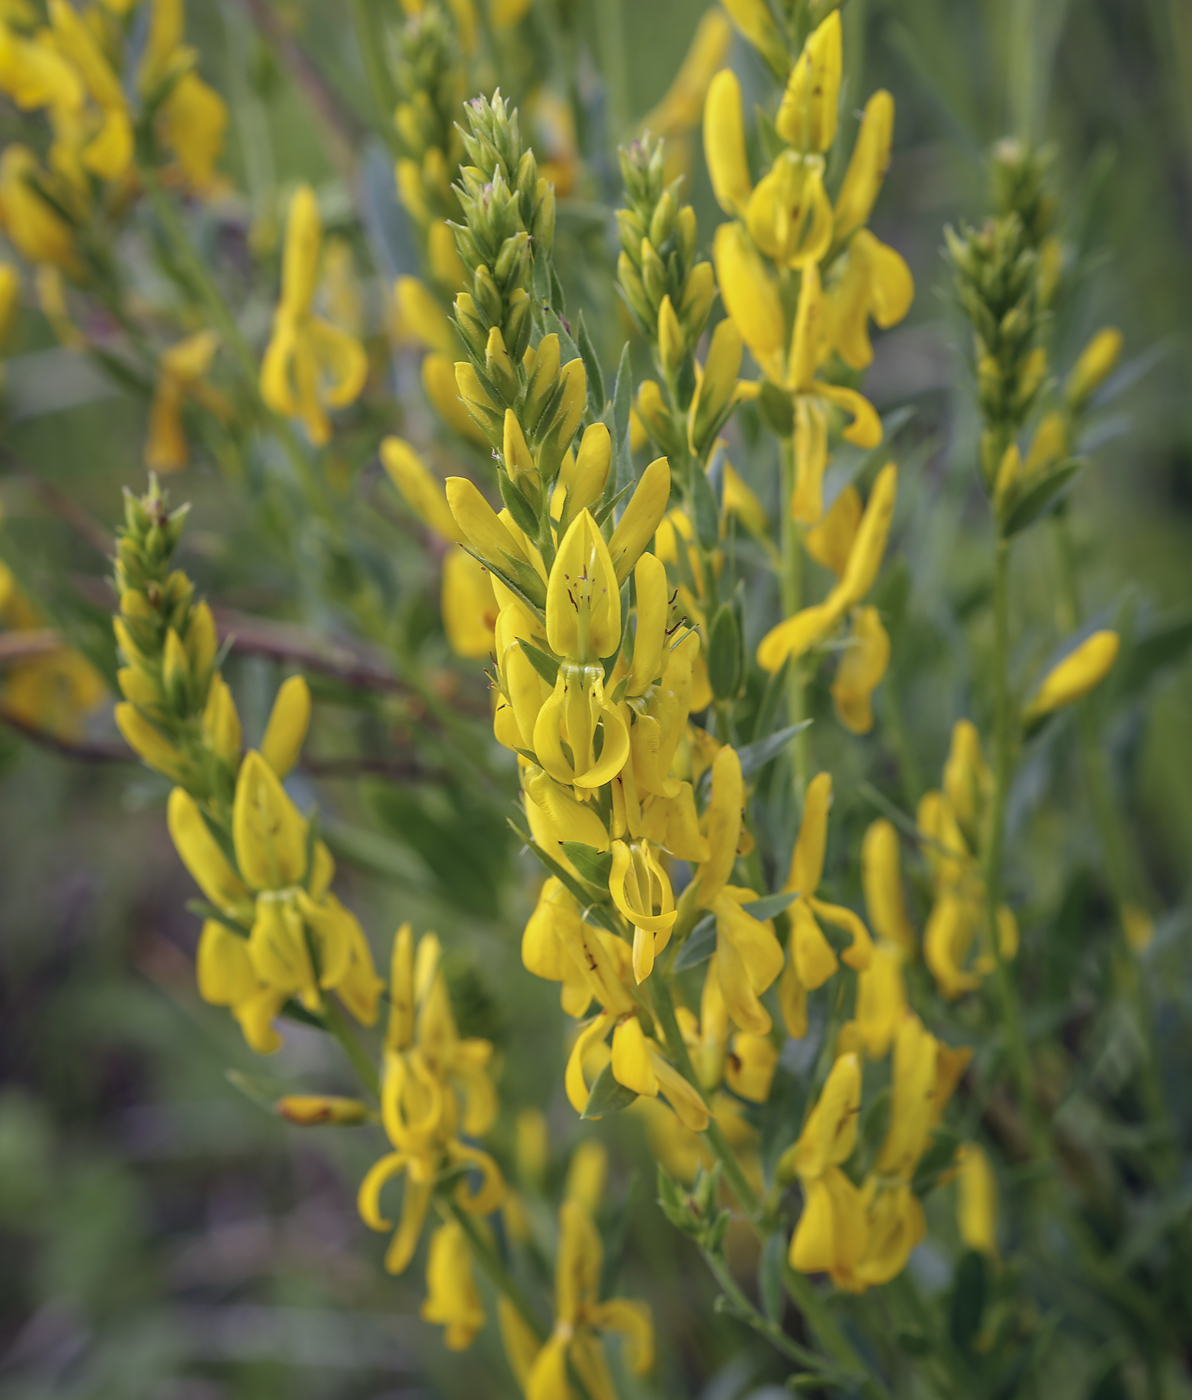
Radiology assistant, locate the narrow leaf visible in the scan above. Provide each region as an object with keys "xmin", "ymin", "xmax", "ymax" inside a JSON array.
[
  {"xmin": 582, "ymin": 1062, "xmax": 638, "ymax": 1118},
  {"xmin": 673, "ymin": 913, "xmax": 716, "ymax": 971},
  {"xmin": 576, "ymin": 310, "xmax": 606, "ymax": 413}
]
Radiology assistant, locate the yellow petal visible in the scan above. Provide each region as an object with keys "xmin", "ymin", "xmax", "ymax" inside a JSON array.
[
  {"xmin": 712, "ymin": 222, "xmax": 784, "ymax": 378},
  {"xmin": 1024, "ymin": 630, "xmax": 1119, "ymax": 721},
  {"xmin": 381, "ymin": 436, "xmax": 464, "ymax": 542},
  {"xmin": 787, "ymin": 771, "xmax": 832, "ymax": 896},
  {"xmin": 861, "ymin": 819, "xmax": 916, "ymax": 953},
  {"xmin": 775, "ymin": 10, "xmax": 841, "ymax": 152},
  {"xmin": 232, "ymin": 750, "xmax": 308, "ymax": 890},
  {"xmin": 395, "ymin": 275, "xmax": 455, "ymax": 354},
  {"xmin": 805, "ymin": 485, "xmax": 862, "ymax": 577},
  {"xmin": 611, "ymin": 1015, "xmax": 658, "ymax": 1097},
  {"xmin": 957, "ymin": 1143, "xmax": 998, "ymax": 1257},
  {"xmin": 607, "ymin": 456, "xmax": 671, "ymax": 585},
  {"xmin": 834, "ymin": 90, "xmax": 894, "ymax": 240},
  {"xmin": 167, "ymin": 786, "xmax": 250, "ymax": 911},
  {"xmin": 260, "ymin": 675, "xmax": 311, "ymax": 778},
  {"xmin": 547, "ymin": 511, "xmax": 622, "ymax": 660},
  {"xmin": 831, "ymin": 605, "xmax": 890, "ymax": 734},
  {"xmin": 791, "ymin": 1053, "xmax": 861, "ymax": 1177},
  {"xmin": 704, "ymin": 69, "xmax": 753, "ymax": 216}
]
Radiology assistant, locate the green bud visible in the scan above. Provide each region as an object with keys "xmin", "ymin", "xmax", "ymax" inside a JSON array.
[{"xmin": 473, "ymin": 264, "xmax": 503, "ymax": 325}]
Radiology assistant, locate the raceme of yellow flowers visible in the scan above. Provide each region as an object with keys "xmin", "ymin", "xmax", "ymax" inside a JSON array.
[{"xmin": 45, "ymin": 0, "xmax": 1137, "ymax": 1394}]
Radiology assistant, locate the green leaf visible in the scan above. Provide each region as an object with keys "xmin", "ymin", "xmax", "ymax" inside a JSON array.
[
  {"xmin": 518, "ymin": 638, "xmax": 560, "ymax": 685},
  {"xmin": 736, "ymin": 721, "xmax": 813, "ymax": 778},
  {"xmin": 576, "ymin": 310, "xmax": 605, "ymax": 413},
  {"xmin": 673, "ymin": 913, "xmax": 716, "ymax": 971},
  {"xmin": 1001, "ymin": 460, "xmax": 1082, "ymax": 536},
  {"xmin": 707, "ymin": 602, "xmax": 743, "ymax": 700},
  {"xmin": 561, "ymin": 841, "xmax": 614, "ymax": 887},
  {"xmin": 743, "ymin": 891, "xmax": 799, "ymax": 921},
  {"xmin": 690, "ymin": 452, "xmax": 721, "ymax": 551},
  {"xmin": 949, "ymin": 1249, "xmax": 988, "ymax": 1353},
  {"xmin": 758, "ymin": 1231, "xmax": 786, "ymax": 1324},
  {"xmin": 753, "ymin": 654, "xmax": 791, "ymax": 744},
  {"xmin": 508, "ymin": 819, "xmax": 621, "ymax": 934},
  {"xmin": 896, "ymin": 1331, "xmax": 932, "ymax": 1357},
  {"xmin": 582, "ymin": 1062, "xmax": 638, "ymax": 1118},
  {"xmin": 610, "ymin": 341, "xmax": 635, "ymax": 507},
  {"xmin": 912, "ymin": 1127, "xmax": 961, "ymax": 1194}
]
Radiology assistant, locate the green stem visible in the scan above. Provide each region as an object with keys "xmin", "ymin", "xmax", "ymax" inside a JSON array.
[
  {"xmin": 701, "ymin": 1247, "xmax": 827, "ymax": 1373},
  {"xmin": 781, "ymin": 1265, "xmax": 891, "ymax": 1400},
  {"xmin": 652, "ymin": 979, "xmax": 890, "ymax": 1398},
  {"xmin": 983, "ymin": 533, "xmax": 1045, "ymax": 1156},
  {"xmin": 322, "ymin": 997, "xmax": 381, "ymax": 1100},
  {"xmin": 779, "ymin": 435, "xmax": 809, "ymax": 804},
  {"xmin": 445, "ymin": 1199, "xmax": 547, "ymax": 1342}
]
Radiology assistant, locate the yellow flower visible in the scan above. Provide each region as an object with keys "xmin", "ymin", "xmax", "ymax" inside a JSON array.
[
  {"xmin": 145, "ymin": 330, "xmax": 225, "ymax": 472},
  {"xmin": 441, "ymin": 546, "xmax": 498, "ymax": 659},
  {"xmin": 275, "ymin": 1094, "xmax": 371, "ymax": 1126},
  {"xmin": 956, "ymin": 1143, "xmax": 998, "ymax": 1258},
  {"xmin": 260, "ymin": 674, "xmax": 311, "ymax": 780},
  {"xmin": 704, "ymin": 69, "xmax": 753, "ymax": 217},
  {"xmin": 380, "ymin": 436, "xmax": 464, "ymax": 543},
  {"xmin": 609, "ymin": 838, "xmax": 678, "ymax": 983},
  {"xmin": 1023, "ymin": 630, "xmax": 1119, "ymax": 723},
  {"xmin": 47, "ymin": 0, "xmax": 133, "ymax": 181},
  {"xmin": 775, "ymin": 11, "xmax": 842, "ymax": 152},
  {"xmin": 0, "ymin": 144, "xmax": 77, "ymax": 270},
  {"xmin": 757, "ymin": 462, "xmax": 897, "ymax": 672},
  {"xmin": 260, "ymin": 185, "xmax": 368, "ymax": 446},
  {"xmin": 833, "ymin": 91, "xmax": 894, "ymax": 241},
  {"xmin": 525, "ymin": 1199, "xmax": 654, "ymax": 1400},
  {"xmin": 1065, "ymin": 326, "xmax": 1122, "ymax": 409},
  {"xmin": 746, "ymin": 151, "xmax": 833, "ymax": 270},
  {"xmin": 777, "ymin": 771, "xmax": 874, "ymax": 1018},
  {"xmin": 785, "ymin": 1053, "xmax": 866, "ymax": 1283},
  {"xmin": 395, "ymin": 275, "xmax": 457, "ymax": 354},
  {"xmin": 831, "ymin": 604, "xmax": 890, "ymax": 733},
  {"xmin": 826, "ymin": 229, "xmax": 914, "ymax": 371},
  {"xmin": 361, "ymin": 929, "xmax": 504, "ymax": 1275},
  {"xmin": 720, "ymin": 0, "xmax": 788, "ymax": 77},
  {"xmin": 804, "ymin": 485, "xmax": 861, "ymax": 576},
  {"xmin": 860, "ymin": 818, "xmax": 916, "ymax": 954},
  {"xmin": 421, "ymin": 1220, "xmax": 486, "ymax": 1350}
]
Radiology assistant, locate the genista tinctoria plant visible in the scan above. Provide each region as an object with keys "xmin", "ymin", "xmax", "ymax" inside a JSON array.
[{"xmin": 1, "ymin": 0, "xmax": 1189, "ymax": 1396}]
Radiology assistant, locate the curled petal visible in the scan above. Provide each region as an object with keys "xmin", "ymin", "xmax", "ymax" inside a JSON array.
[
  {"xmin": 357, "ymin": 1151, "xmax": 408, "ymax": 1231},
  {"xmin": 450, "ymin": 1142, "xmax": 507, "ymax": 1215},
  {"xmin": 565, "ymin": 1012, "xmax": 616, "ymax": 1114}
]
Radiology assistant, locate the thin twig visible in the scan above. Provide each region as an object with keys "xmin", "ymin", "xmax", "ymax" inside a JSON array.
[
  {"xmin": 0, "ymin": 706, "xmax": 130, "ymax": 762},
  {"xmin": 0, "ymin": 460, "xmax": 115, "ymax": 556},
  {"xmin": 0, "ymin": 630, "xmax": 67, "ymax": 666}
]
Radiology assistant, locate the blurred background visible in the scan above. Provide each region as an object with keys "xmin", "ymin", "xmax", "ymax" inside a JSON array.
[{"xmin": 1, "ymin": 1, "xmax": 1190, "ymax": 1397}]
